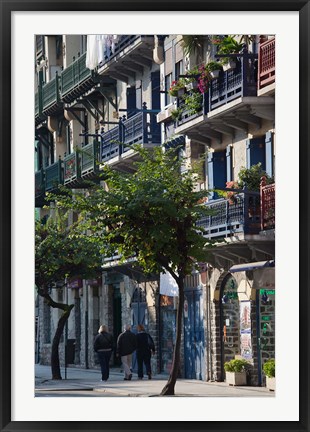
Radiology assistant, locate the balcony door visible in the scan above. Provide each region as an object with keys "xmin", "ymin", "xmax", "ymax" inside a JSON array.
[{"xmin": 207, "ymin": 150, "xmax": 227, "ymax": 200}]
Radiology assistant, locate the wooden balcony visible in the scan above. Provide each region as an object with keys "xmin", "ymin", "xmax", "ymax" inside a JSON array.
[
  {"xmin": 261, "ymin": 182, "xmax": 275, "ymax": 230},
  {"xmin": 35, "ymin": 86, "xmax": 45, "ymax": 126},
  {"xmin": 100, "ymin": 107, "xmax": 161, "ymax": 171},
  {"xmin": 80, "ymin": 141, "xmax": 101, "ymax": 180},
  {"xmin": 98, "ymin": 35, "xmax": 155, "ymax": 83},
  {"xmin": 35, "ymin": 35, "xmax": 45, "ymax": 60},
  {"xmin": 197, "ymin": 192, "xmax": 261, "ymax": 239},
  {"xmin": 63, "ymin": 152, "xmax": 80, "ymax": 187},
  {"xmin": 35, "ymin": 169, "xmax": 45, "ymax": 207},
  {"xmin": 258, "ymin": 38, "xmax": 275, "ymax": 91},
  {"xmin": 42, "ymin": 74, "xmax": 62, "ymax": 116},
  {"xmin": 60, "ymin": 52, "xmax": 97, "ymax": 103},
  {"xmin": 44, "ymin": 159, "xmax": 63, "ymax": 193}
]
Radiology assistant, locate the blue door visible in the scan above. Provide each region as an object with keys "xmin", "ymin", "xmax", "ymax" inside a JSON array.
[{"xmin": 184, "ymin": 289, "xmax": 205, "ymax": 380}]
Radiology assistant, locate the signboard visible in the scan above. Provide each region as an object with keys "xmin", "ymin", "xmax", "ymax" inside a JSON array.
[
  {"xmin": 67, "ymin": 278, "xmax": 83, "ymax": 289},
  {"xmin": 240, "ymin": 301, "xmax": 252, "ymax": 360}
]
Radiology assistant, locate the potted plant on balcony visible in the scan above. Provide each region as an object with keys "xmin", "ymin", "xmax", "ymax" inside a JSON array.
[
  {"xmin": 168, "ymin": 78, "xmax": 187, "ymax": 98},
  {"xmin": 206, "ymin": 60, "xmax": 223, "ymax": 79},
  {"xmin": 214, "ymin": 35, "xmax": 244, "ymax": 71},
  {"xmin": 263, "ymin": 359, "xmax": 275, "ymax": 391},
  {"xmin": 224, "ymin": 358, "xmax": 251, "ymax": 386}
]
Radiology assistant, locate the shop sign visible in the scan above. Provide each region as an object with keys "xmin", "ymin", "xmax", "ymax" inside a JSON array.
[{"xmin": 67, "ymin": 278, "xmax": 82, "ymax": 289}]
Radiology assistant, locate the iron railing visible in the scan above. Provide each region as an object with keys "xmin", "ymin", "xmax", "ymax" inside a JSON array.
[
  {"xmin": 197, "ymin": 192, "xmax": 261, "ymax": 239},
  {"xmin": 63, "ymin": 153, "xmax": 79, "ymax": 185},
  {"xmin": 101, "ymin": 109, "xmax": 161, "ymax": 162},
  {"xmin": 80, "ymin": 141, "xmax": 100, "ymax": 176},
  {"xmin": 176, "ymin": 53, "xmax": 258, "ymax": 126}
]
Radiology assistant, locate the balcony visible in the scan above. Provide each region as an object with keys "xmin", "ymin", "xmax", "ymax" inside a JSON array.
[
  {"xmin": 45, "ymin": 159, "xmax": 63, "ymax": 192},
  {"xmin": 35, "ymin": 35, "xmax": 45, "ymax": 60},
  {"xmin": 63, "ymin": 152, "xmax": 80, "ymax": 187},
  {"xmin": 35, "ymin": 87, "xmax": 45, "ymax": 126},
  {"xmin": 97, "ymin": 35, "xmax": 155, "ymax": 83},
  {"xmin": 258, "ymin": 38, "xmax": 275, "ymax": 93},
  {"xmin": 35, "ymin": 169, "xmax": 45, "ymax": 207},
  {"xmin": 42, "ymin": 74, "xmax": 63, "ymax": 116},
  {"xmin": 100, "ymin": 107, "xmax": 161, "ymax": 171},
  {"xmin": 197, "ymin": 192, "xmax": 261, "ymax": 239},
  {"xmin": 261, "ymin": 182, "xmax": 275, "ymax": 230},
  {"xmin": 175, "ymin": 54, "xmax": 274, "ymax": 144},
  {"xmin": 61, "ymin": 52, "xmax": 98, "ymax": 103},
  {"xmin": 80, "ymin": 141, "xmax": 101, "ymax": 180}
]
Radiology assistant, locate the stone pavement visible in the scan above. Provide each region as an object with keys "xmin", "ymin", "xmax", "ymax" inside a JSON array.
[{"xmin": 35, "ymin": 364, "xmax": 274, "ymax": 397}]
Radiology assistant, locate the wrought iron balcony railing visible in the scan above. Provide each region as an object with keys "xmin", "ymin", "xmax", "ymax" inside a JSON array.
[
  {"xmin": 101, "ymin": 107, "xmax": 161, "ymax": 163},
  {"xmin": 98, "ymin": 35, "xmax": 141, "ymax": 67},
  {"xmin": 35, "ymin": 169, "xmax": 45, "ymax": 198},
  {"xmin": 197, "ymin": 192, "xmax": 261, "ymax": 239},
  {"xmin": 258, "ymin": 38, "xmax": 275, "ymax": 90},
  {"xmin": 176, "ymin": 53, "xmax": 258, "ymax": 127}
]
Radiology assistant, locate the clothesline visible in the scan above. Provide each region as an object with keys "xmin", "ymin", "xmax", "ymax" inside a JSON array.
[{"xmin": 86, "ymin": 35, "xmax": 121, "ymax": 70}]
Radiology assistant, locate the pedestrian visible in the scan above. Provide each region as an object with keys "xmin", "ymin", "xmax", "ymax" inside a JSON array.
[
  {"xmin": 136, "ymin": 324, "xmax": 155, "ymax": 380},
  {"xmin": 93, "ymin": 325, "xmax": 114, "ymax": 382},
  {"xmin": 116, "ymin": 324, "xmax": 137, "ymax": 380}
]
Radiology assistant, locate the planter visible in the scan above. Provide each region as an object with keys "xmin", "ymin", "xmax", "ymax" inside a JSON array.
[
  {"xmin": 225, "ymin": 371, "xmax": 247, "ymax": 386},
  {"xmin": 222, "ymin": 60, "xmax": 236, "ymax": 72},
  {"xmin": 185, "ymin": 81, "xmax": 198, "ymax": 91},
  {"xmin": 266, "ymin": 376, "xmax": 275, "ymax": 391},
  {"xmin": 210, "ymin": 70, "xmax": 220, "ymax": 79}
]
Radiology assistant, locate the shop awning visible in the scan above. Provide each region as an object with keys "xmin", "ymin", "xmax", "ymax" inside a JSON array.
[{"xmin": 229, "ymin": 260, "xmax": 275, "ymax": 273}]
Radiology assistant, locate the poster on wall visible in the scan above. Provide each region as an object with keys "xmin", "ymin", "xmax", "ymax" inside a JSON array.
[{"xmin": 240, "ymin": 301, "xmax": 252, "ymax": 360}]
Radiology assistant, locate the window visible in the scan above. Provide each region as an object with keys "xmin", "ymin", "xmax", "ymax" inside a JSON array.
[{"xmin": 165, "ymin": 73, "xmax": 172, "ymax": 106}]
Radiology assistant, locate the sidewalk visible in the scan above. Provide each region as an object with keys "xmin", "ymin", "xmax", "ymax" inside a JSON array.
[{"xmin": 35, "ymin": 364, "xmax": 274, "ymax": 397}]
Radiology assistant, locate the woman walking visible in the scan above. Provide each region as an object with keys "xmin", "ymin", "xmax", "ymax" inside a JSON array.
[{"xmin": 93, "ymin": 325, "xmax": 114, "ymax": 382}]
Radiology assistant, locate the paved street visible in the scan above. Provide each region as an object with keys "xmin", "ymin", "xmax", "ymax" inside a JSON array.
[{"xmin": 35, "ymin": 364, "xmax": 275, "ymax": 398}]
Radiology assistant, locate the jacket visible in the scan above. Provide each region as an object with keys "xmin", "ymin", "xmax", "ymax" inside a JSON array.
[
  {"xmin": 116, "ymin": 330, "xmax": 137, "ymax": 356},
  {"xmin": 94, "ymin": 331, "xmax": 113, "ymax": 352},
  {"xmin": 136, "ymin": 331, "xmax": 155, "ymax": 354}
]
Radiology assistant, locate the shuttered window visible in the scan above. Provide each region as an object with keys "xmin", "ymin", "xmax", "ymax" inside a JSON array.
[
  {"xmin": 265, "ymin": 131, "xmax": 274, "ymax": 177},
  {"xmin": 246, "ymin": 137, "xmax": 266, "ymax": 170},
  {"xmin": 208, "ymin": 151, "xmax": 227, "ymax": 200},
  {"xmin": 175, "ymin": 41, "xmax": 183, "ymax": 63},
  {"xmin": 165, "ymin": 47, "xmax": 173, "ymax": 75}
]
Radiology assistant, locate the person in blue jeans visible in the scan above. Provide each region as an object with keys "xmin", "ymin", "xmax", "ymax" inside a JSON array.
[
  {"xmin": 136, "ymin": 324, "xmax": 155, "ymax": 380},
  {"xmin": 94, "ymin": 325, "xmax": 114, "ymax": 381}
]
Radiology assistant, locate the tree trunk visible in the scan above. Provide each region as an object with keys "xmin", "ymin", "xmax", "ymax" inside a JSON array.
[
  {"xmin": 51, "ymin": 305, "xmax": 74, "ymax": 380},
  {"xmin": 160, "ymin": 277, "xmax": 184, "ymax": 396}
]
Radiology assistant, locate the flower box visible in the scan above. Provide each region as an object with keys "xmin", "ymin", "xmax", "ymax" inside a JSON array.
[
  {"xmin": 210, "ymin": 70, "xmax": 220, "ymax": 79},
  {"xmin": 222, "ymin": 60, "xmax": 236, "ymax": 72},
  {"xmin": 225, "ymin": 371, "xmax": 247, "ymax": 386},
  {"xmin": 185, "ymin": 81, "xmax": 198, "ymax": 91}
]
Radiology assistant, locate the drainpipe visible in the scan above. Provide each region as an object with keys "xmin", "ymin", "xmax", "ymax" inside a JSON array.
[{"xmin": 153, "ymin": 35, "xmax": 164, "ymax": 65}]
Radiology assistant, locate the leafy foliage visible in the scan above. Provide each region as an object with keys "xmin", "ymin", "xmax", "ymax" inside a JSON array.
[
  {"xmin": 224, "ymin": 358, "xmax": 251, "ymax": 373},
  {"xmin": 50, "ymin": 146, "xmax": 212, "ymax": 280},
  {"xmin": 263, "ymin": 359, "xmax": 275, "ymax": 378},
  {"xmin": 238, "ymin": 163, "xmax": 273, "ymax": 192},
  {"xmin": 35, "ymin": 209, "xmax": 102, "ymax": 289}
]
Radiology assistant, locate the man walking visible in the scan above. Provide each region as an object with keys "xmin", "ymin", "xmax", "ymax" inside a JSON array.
[{"xmin": 116, "ymin": 324, "xmax": 137, "ymax": 380}]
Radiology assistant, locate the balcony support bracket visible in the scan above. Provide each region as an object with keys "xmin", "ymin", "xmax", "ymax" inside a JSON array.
[
  {"xmin": 98, "ymin": 88, "xmax": 118, "ymax": 111},
  {"xmin": 65, "ymin": 107, "xmax": 87, "ymax": 129}
]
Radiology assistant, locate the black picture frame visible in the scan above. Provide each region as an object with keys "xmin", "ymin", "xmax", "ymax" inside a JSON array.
[{"xmin": 1, "ymin": 1, "xmax": 309, "ymax": 431}]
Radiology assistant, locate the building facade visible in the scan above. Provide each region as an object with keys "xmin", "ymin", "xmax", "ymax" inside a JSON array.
[{"xmin": 35, "ymin": 34, "xmax": 275, "ymax": 386}]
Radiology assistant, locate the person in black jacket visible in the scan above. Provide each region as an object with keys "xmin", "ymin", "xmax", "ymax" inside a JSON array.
[
  {"xmin": 116, "ymin": 324, "xmax": 137, "ymax": 380},
  {"xmin": 136, "ymin": 324, "xmax": 155, "ymax": 380},
  {"xmin": 93, "ymin": 325, "xmax": 114, "ymax": 382}
]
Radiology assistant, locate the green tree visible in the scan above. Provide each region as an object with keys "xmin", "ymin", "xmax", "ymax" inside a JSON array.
[
  {"xmin": 51, "ymin": 145, "xmax": 211, "ymax": 395},
  {"xmin": 35, "ymin": 210, "xmax": 102, "ymax": 380}
]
